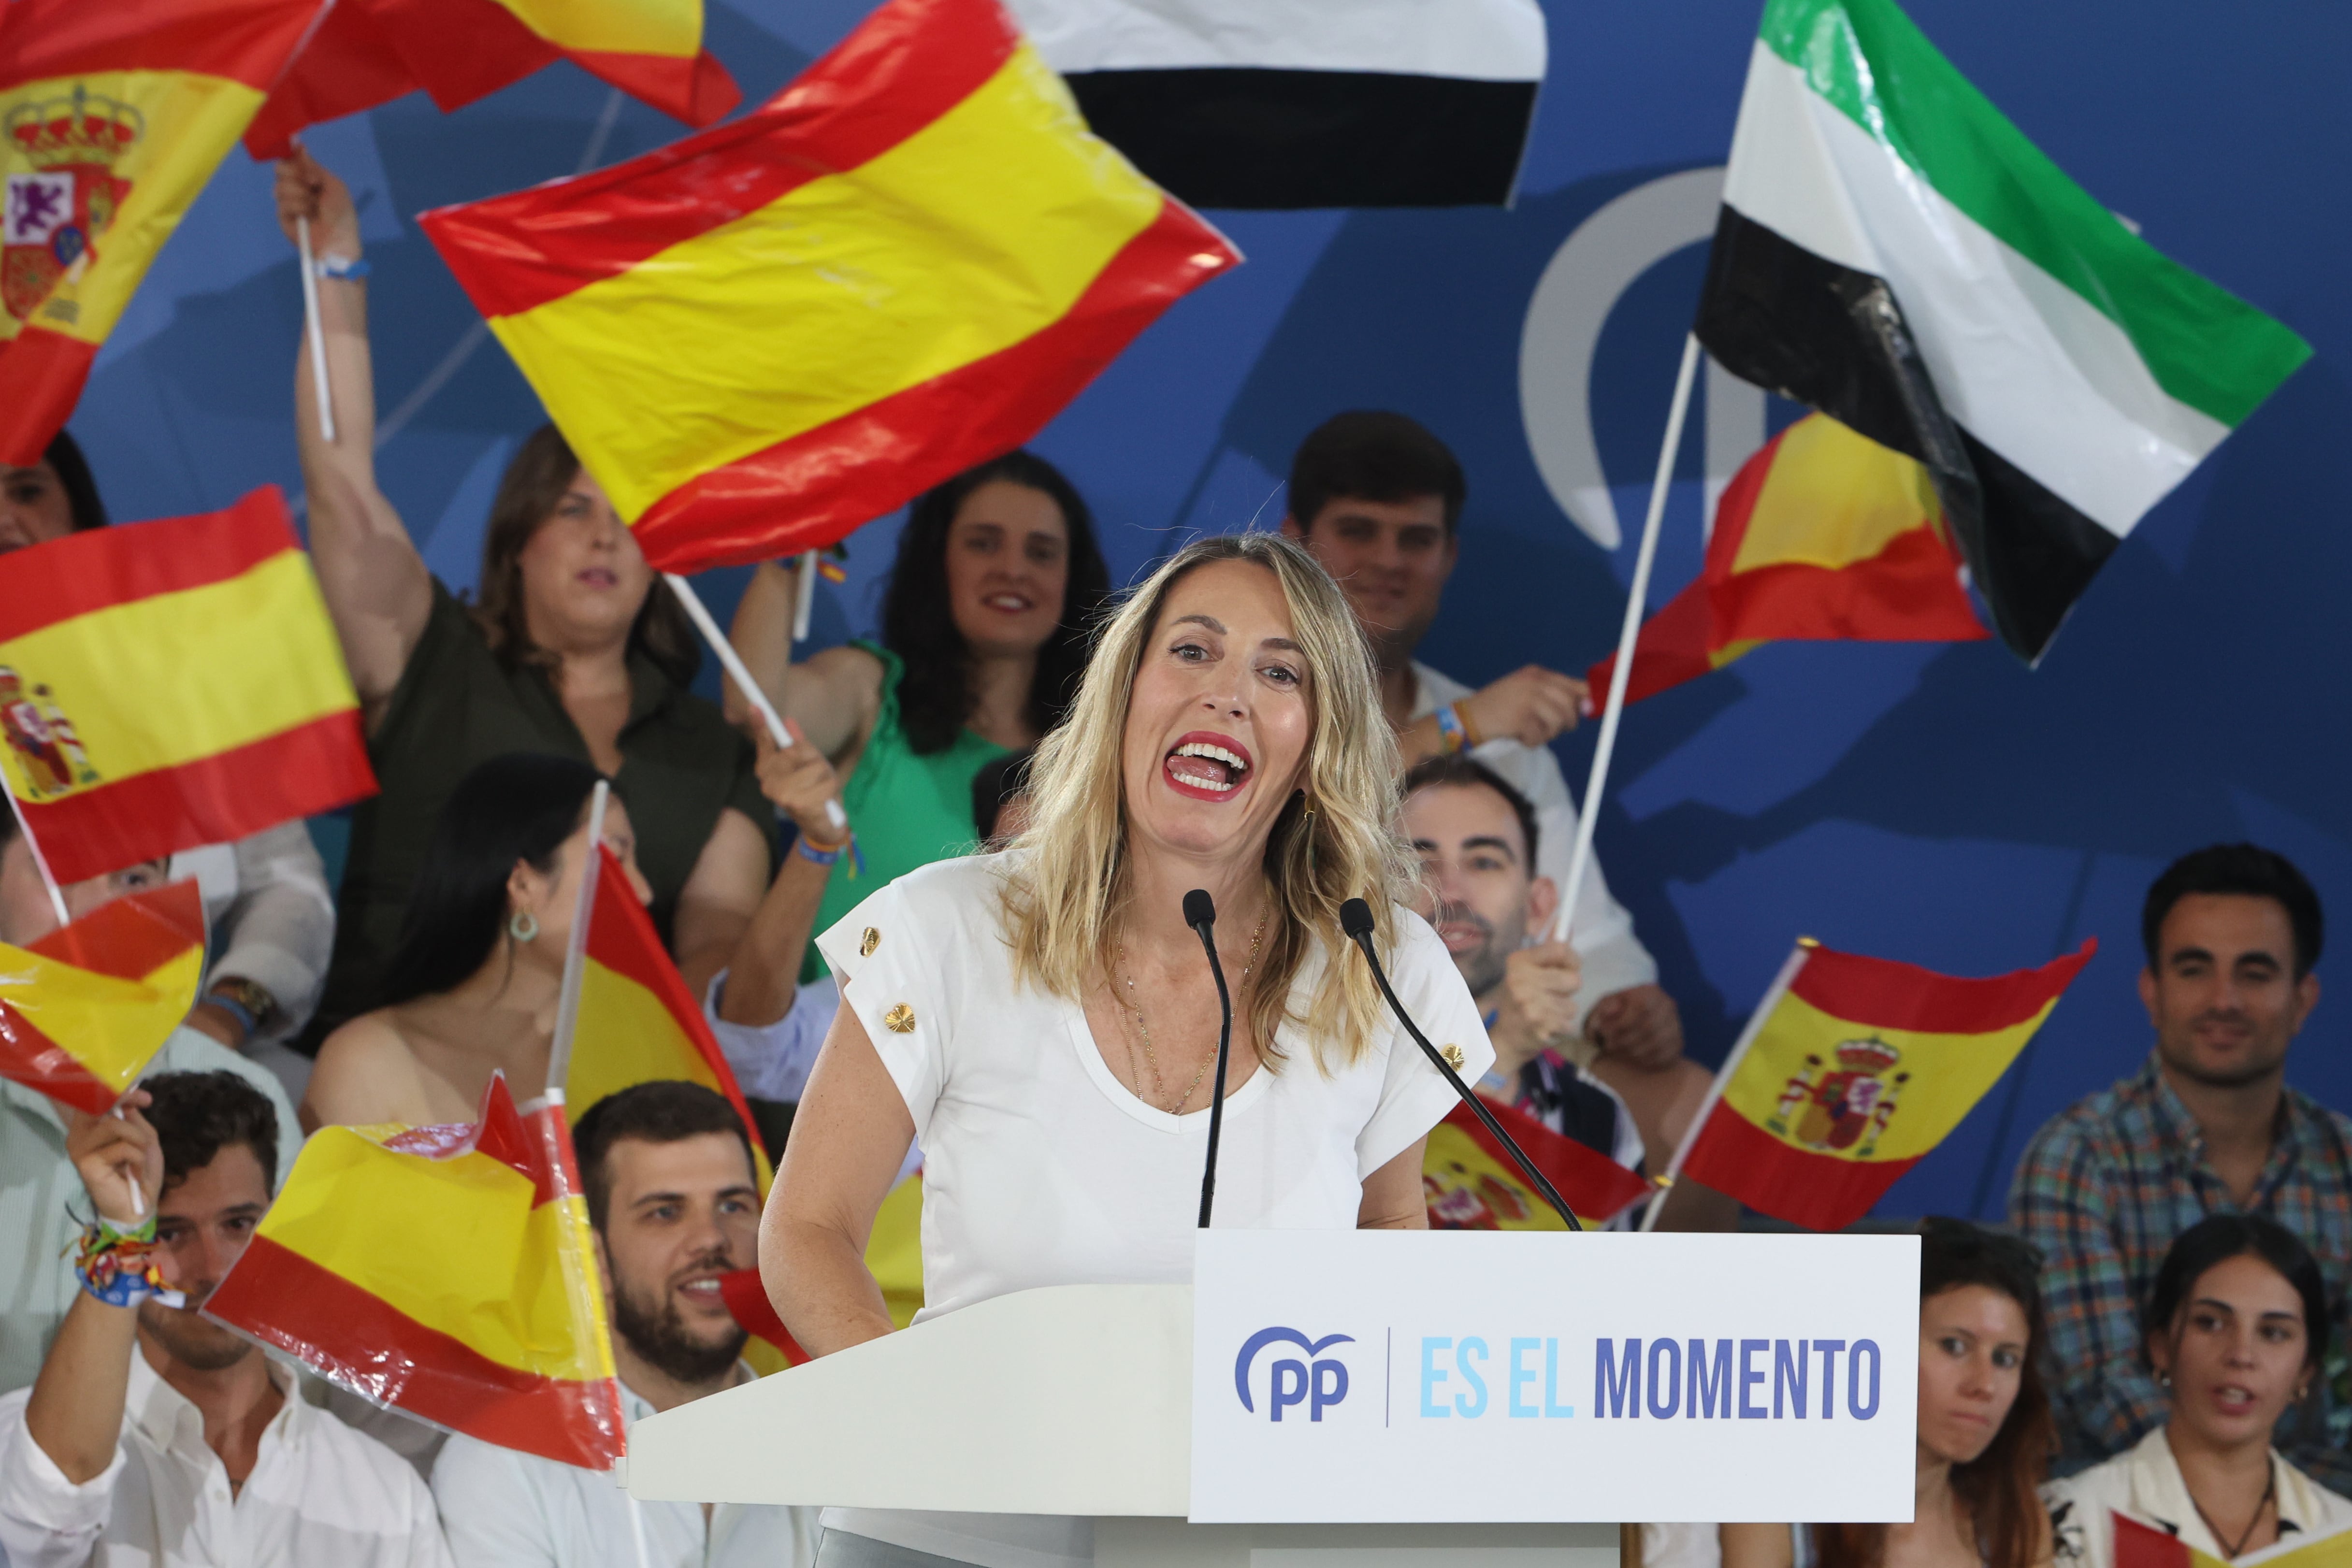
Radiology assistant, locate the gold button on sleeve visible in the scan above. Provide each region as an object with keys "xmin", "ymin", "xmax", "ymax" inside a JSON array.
[
  {"xmin": 883, "ymin": 1003, "xmax": 917, "ymax": 1034},
  {"xmin": 1441, "ymin": 1043, "xmax": 1465, "ymax": 1071}
]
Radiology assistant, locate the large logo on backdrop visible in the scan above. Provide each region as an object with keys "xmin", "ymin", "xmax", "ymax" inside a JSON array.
[
  {"xmin": 1233, "ymin": 1327, "xmax": 1355, "ymax": 1423},
  {"xmin": 2, "ymin": 83, "xmax": 141, "ymax": 327},
  {"xmin": 1519, "ymin": 164, "xmax": 1765, "ymax": 548}
]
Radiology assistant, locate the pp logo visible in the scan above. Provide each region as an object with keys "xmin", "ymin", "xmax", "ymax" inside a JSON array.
[{"xmin": 1233, "ymin": 1327, "xmax": 1353, "ymax": 1423}]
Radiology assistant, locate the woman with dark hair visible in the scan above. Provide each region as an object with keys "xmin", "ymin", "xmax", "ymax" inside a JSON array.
[
  {"xmin": 0, "ymin": 428, "xmax": 334, "ymax": 1092},
  {"xmin": 277, "ymin": 150, "xmax": 828, "ymax": 1056},
  {"xmin": 2045, "ymin": 1214, "xmax": 2351, "ymax": 1568},
  {"xmin": 0, "ymin": 427, "xmax": 105, "ymax": 547},
  {"xmin": 1707, "ymin": 1218, "xmax": 2055, "ymax": 1568},
  {"xmin": 728, "ymin": 449, "xmax": 1111, "ymax": 974},
  {"xmin": 302, "ymin": 753, "xmax": 649, "ymax": 1126}
]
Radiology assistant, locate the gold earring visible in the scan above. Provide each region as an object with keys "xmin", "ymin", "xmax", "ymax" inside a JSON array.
[{"xmin": 1300, "ymin": 801, "xmax": 1317, "ymax": 877}]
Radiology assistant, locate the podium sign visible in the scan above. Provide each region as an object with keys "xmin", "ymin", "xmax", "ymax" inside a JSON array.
[{"xmin": 1190, "ymin": 1230, "xmax": 1919, "ymax": 1524}]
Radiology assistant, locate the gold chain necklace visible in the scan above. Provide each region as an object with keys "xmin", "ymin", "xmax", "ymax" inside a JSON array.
[{"xmin": 1118, "ymin": 913, "xmax": 1269, "ymax": 1114}]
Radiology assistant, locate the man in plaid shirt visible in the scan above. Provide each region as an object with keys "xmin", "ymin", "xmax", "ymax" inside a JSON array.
[{"xmin": 2011, "ymin": 844, "xmax": 2352, "ymax": 1491}]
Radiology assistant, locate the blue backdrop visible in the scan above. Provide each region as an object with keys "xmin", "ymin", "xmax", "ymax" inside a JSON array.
[{"xmin": 69, "ymin": 0, "xmax": 2352, "ymax": 1219}]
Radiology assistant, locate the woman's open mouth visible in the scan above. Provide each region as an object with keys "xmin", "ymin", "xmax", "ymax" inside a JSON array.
[{"xmin": 1164, "ymin": 731, "xmax": 1253, "ymax": 801}]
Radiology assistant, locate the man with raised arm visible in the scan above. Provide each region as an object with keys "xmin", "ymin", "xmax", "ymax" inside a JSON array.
[{"xmin": 0, "ymin": 1070, "xmax": 448, "ymax": 1566}]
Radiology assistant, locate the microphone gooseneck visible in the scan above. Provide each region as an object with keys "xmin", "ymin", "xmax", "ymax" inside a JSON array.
[
  {"xmin": 1337, "ymin": 897, "xmax": 1584, "ymax": 1231},
  {"xmin": 1188, "ymin": 890, "xmax": 1236, "ymax": 1228}
]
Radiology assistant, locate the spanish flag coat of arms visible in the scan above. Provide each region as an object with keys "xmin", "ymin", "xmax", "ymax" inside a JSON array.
[
  {"xmin": 0, "ymin": 0, "xmax": 328, "ymax": 463},
  {"xmin": 1673, "ymin": 936, "xmax": 2093, "ymax": 1231}
]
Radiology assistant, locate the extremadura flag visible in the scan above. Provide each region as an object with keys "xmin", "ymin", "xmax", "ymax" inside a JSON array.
[
  {"xmin": 204, "ymin": 1074, "xmax": 626, "ymax": 1469},
  {"xmin": 1676, "ymin": 936, "xmax": 2094, "ymax": 1231},
  {"xmin": 1697, "ymin": 0, "xmax": 2310, "ymax": 663},
  {"xmin": 0, "ymin": 0, "xmax": 327, "ymax": 463},
  {"xmin": 418, "ymin": 0, "xmax": 1241, "ymax": 574},
  {"xmin": 0, "ymin": 881, "xmax": 205, "ymax": 1113},
  {"xmin": 1589, "ymin": 412, "xmax": 1987, "ymax": 704},
  {"xmin": 0, "ymin": 488, "xmax": 376, "ymax": 883}
]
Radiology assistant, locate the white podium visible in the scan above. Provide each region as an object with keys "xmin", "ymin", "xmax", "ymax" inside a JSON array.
[
  {"xmin": 625, "ymin": 1281, "xmax": 1616, "ymax": 1565},
  {"xmin": 626, "ymin": 1231, "xmax": 1919, "ymax": 1564}
]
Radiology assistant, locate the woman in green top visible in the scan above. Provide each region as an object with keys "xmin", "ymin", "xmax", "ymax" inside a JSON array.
[{"xmin": 730, "ymin": 452, "xmax": 1111, "ymax": 969}]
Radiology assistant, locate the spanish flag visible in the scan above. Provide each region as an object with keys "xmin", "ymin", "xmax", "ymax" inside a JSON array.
[
  {"xmin": 0, "ymin": 488, "xmax": 376, "ymax": 884},
  {"xmin": 204, "ymin": 1074, "xmax": 625, "ymax": 1469},
  {"xmin": 243, "ymin": 0, "xmax": 738, "ymax": 160},
  {"xmin": 1425, "ymin": 1097, "xmax": 1652, "ymax": 1231},
  {"xmin": 418, "ymin": 0, "xmax": 1241, "ymax": 575},
  {"xmin": 0, "ymin": 881, "xmax": 205, "ymax": 1114},
  {"xmin": 562, "ymin": 844, "xmax": 768, "ymax": 1179},
  {"xmin": 1588, "ymin": 414, "xmax": 1989, "ymax": 705},
  {"xmin": 1673, "ymin": 937, "xmax": 2093, "ymax": 1232},
  {"xmin": 0, "ymin": 0, "xmax": 327, "ymax": 464}
]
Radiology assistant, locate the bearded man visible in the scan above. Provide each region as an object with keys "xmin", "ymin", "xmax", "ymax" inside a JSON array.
[{"xmin": 431, "ymin": 1081, "xmax": 820, "ymax": 1567}]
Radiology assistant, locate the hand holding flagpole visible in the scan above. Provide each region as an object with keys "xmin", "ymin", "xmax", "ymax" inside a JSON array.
[{"xmin": 663, "ymin": 572, "xmax": 849, "ymax": 833}]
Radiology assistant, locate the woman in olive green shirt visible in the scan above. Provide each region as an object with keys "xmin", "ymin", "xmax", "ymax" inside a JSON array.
[{"xmin": 729, "ymin": 451, "xmax": 1110, "ymax": 969}]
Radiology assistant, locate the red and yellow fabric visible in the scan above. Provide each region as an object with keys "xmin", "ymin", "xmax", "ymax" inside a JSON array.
[
  {"xmin": 721, "ymin": 1172, "xmax": 925, "ymax": 1374},
  {"xmin": 0, "ymin": 881, "xmax": 205, "ymax": 1114},
  {"xmin": 0, "ymin": 487, "xmax": 376, "ymax": 883},
  {"xmin": 1680, "ymin": 936, "xmax": 2095, "ymax": 1231},
  {"xmin": 1589, "ymin": 413, "xmax": 1990, "ymax": 705},
  {"xmin": 563, "ymin": 845, "xmax": 770, "ymax": 1184},
  {"xmin": 418, "ymin": 0, "xmax": 1241, "ymax": 575},
  {"xmin": 0, "ymin": 0, "xmax": 326, "ymax": 464},
  {"xmin": 2114, "ymin": 1510, "xmax": 2352, "ymax": 1568},
  {"xmin": 1424, "ymin": 1096, "xmax": 1652, "ymax": 1230},
  {"xmin": 243, "ymin": 0, "xmax": 738, "ymax": 160},
  {"xmin": 205, "ymin": 1074, "xmax": 625, "ymax": 1469}
]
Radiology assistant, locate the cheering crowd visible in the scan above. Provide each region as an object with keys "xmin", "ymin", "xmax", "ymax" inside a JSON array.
[{"xmin": 0, "ymin": 147, "xmax": 2345, "ymax": 1568}]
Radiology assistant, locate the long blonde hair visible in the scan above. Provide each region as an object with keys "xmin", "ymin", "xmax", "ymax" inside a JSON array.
[{"xmin": 1001, "ymin": 533, "xmax": 1418, "ymax": 1067}]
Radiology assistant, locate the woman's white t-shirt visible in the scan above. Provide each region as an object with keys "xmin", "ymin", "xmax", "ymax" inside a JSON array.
[{"xmin": 810, "ymin": 852, "xmax": 1493, "ymax": 1568}]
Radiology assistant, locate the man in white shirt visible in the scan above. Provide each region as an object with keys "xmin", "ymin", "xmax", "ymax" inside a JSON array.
[
  {"xmin": 0, "ymin": 814, "xmax": 303, "ymax": 1398},
  {"xmin": 431, "ymin": 1081, "xmax": 820, "ymax": 1568},
  {"xmin": 1282, "ymin": 410, "xmax": 1715, "ymax": 1172},
  {"xmin": 0, "ymin": 1069, "xmax": 449, "ymax": 1567}
]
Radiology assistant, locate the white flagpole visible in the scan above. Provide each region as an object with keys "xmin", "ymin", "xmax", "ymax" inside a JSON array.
[
  {"xmin": 791, "ymin": 549, "xmax": 819, "ymax": 644},
  {"xmin": 295, "ymin": 215, "xmax": 337, "ymax": 443},
  {"xmin": 662, "ymin": 571, "xmax": 848, "ymax": 833},
  {"xmin": 544, "ymin": 781, "xmax": 609, "ymax": 1099},
  {"xmin": 1552, "ymin": 332, "xmax": 1703, "ymax": 945},
  {"xmin": 0, "ymin": 772, "xmax": 68, "ymax": 929},
  {"xmin": 1637, "ymin": 937, "xmax": 1815, "ymax": 1232}
]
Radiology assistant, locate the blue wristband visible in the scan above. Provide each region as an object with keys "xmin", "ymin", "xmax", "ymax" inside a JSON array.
[
  {"xmin": 794, "ymin": 834, "xmax": 844, "ymax": 867},
  {"xmin": 1434, "ymin": 702, "xmax": 1468, "ymax": 754},
  {"xmin": 313, "ymin": 253, "xmax": 370, "ymax": 280},
  {"xmin": 204, "ymin": 992, "xmax": 259, "ymax": 1039}
]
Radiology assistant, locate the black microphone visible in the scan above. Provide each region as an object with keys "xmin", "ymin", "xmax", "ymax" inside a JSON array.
[
  {"xmin": 1187, "ymin": 889, "xmax": 1235, "ymax": 1228},
  {"xmin": 1339, "ymin": 897, "xmax": 1583, "ymax": 1231}
]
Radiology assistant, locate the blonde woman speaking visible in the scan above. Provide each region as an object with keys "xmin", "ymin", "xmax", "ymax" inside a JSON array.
[{"xmin": 764, "ymin": 534, "xmax": 1494, "ymax": 1568}]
